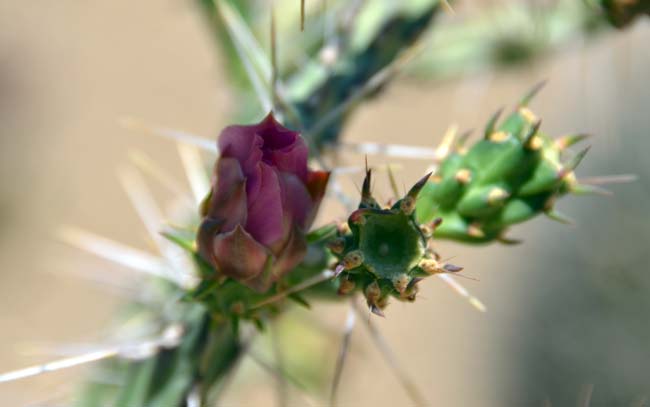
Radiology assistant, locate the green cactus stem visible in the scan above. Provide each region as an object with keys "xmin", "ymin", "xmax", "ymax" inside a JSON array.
[
  {"xmin": 416, "ymin": 88, "xmax": 591, "ymax": 244},
  {"xmin": 197, "ymin": 0, "xmax": 443, "ymax": 148}
]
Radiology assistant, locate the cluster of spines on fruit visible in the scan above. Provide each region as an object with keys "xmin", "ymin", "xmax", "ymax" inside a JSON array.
[
  {"xmin": 416, "ymin": 85, "xmax": 592, "ymax": 244},
  {"xmin": 328, "ymin": 169, "xmax": 462, "ymax": 316}
]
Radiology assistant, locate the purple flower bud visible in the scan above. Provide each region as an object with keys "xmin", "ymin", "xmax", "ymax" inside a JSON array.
[{"xmin": 198, "ymin": 113, "xmax": 329, "ymax": 292}]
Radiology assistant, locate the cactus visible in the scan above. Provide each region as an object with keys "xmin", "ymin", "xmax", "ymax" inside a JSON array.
[
  {"xmin": 0, "ymin": 1, "xmax": 640, "ymax": 406},
  {"xmin": 330, "ymin": 169, "xmax": 462, "ymax": 316},
  {"xmin": 416, "ymin": 86, "xmax": 592, "ymax": 244},
  {"xmin": 198, "ymin": 0, "xmax": 443, "ymax": 149}
]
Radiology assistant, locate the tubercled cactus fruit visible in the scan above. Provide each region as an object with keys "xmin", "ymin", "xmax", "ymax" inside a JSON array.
[
  {"xmin": 331, "ymin": 169, "xmax": 462, "ymax": 316},
  {"xmin": 416, "ymin": 87, "xmax": 591, "ymax": 244}
]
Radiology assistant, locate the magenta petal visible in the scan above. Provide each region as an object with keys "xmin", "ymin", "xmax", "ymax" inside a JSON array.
[
  {"xmin": 278, "ymin": 172, "xmax": 313, "ymax": 229},
  {"xmin": 245, "ymin": 162, "xmax": 284, "ymax": 247},
  {"xmin": 218, "ymin": 126, "xmax": 263, "ymax": 176},
  {"xmin": 244, "ymin": 161, "xmax": 262, "ymax": 201},
  {"xmin": 206, "ymin": 158, "xmax": 248, "ymax": 233},
  {"xmin": 268, "ymin": 140, "xmax": 308, "ymax": 181},
  {"xmin": 212, "ymin": 225, "xmax": 270, "ymax": 289},
  {"xmin": 255, "ymin": 113, "xmax": 298, "ymax": 151}
]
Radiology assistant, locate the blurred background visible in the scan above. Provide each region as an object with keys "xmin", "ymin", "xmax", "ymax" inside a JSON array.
[{"xmin": 1, "ymin": 1, "xmax": 649, "ymax": 405}]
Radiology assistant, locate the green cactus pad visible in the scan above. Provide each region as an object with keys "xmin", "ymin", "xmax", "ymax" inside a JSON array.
[{"xmin": 416, "ymin": 90, "xmax": 589, "ymax": 243}]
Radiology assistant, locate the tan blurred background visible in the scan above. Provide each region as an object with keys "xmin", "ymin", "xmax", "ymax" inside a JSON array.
[{"xmin": 1, "ymin": 1, "xmax": 649, "ymax": 406}]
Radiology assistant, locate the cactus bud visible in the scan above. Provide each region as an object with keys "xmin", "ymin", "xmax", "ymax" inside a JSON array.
[{"xmin": 197, "ymin": 113, "xmax": 329, "ymax": 292}]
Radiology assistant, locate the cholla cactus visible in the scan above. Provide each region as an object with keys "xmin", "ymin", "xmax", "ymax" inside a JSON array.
[
  {"xmin": 416, "ymin": 87, "xmax": 591, "ymax": 243},
  {"xmin": 0, "ymin": 1, "xmax": 642, "ymax": 406}
]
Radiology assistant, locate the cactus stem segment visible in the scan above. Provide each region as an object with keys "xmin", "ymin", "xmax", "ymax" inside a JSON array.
[{"xmin": 416, "ymin": 92, "xmax": 599, "ymax": 244}]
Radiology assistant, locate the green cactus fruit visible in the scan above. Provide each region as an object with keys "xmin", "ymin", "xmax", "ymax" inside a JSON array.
[
  {"xmin": 331, "ymin": 170, "xmax": 462, "ymax": 316},
  {"xmin": 416, "ymin": 87, "xmax": 590, "ymax": 243}
]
